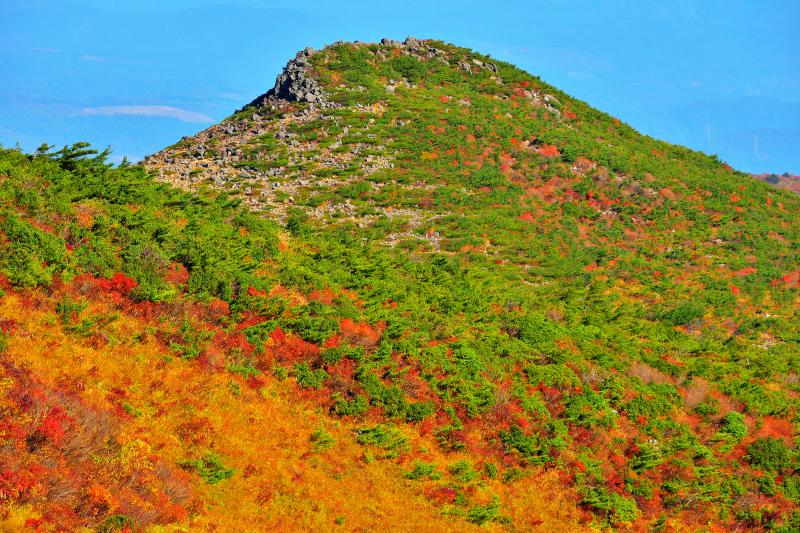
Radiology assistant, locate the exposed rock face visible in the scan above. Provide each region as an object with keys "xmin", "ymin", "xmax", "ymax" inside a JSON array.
[
  {"xmin": 246, "ymin": 38, "xmax": 499, "ymax": 109},
  {"xmin": 248, "ymin": 47, "xmax": 327, "ymax": 107}
]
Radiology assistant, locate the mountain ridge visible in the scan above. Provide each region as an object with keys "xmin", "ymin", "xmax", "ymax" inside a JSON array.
[
  {"xmin": 0, "ymin": 38, "xmax": 799, "ymax": 531},
  {"xmin": 139, "ymin": 37, "xmax": 798, "ymax": 528}
]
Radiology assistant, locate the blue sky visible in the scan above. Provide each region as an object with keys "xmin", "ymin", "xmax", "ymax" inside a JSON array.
[{"xmin": 1, "ymin": 0, "xmax": 798, "ymax": 173}]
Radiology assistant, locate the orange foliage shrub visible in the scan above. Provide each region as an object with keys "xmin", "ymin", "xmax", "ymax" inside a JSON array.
[
  {"xmin": 164, "ymin": 263, "xmax": 190, "ymax": 285},
  {"xmin": 757, "ymin": 417, "xmax": 794, "ymax": 444},
  {"xmin": 75, "ymin": 211, "xmax": 94, "ymax": 228},
  {"xmin": 308, "ymin": 287, "xmax": 337, "ymax": 305},
  {"xmin": 339, "ymin": 318, "xmax": 384, "ymax": 349},
  {"xmin": 247, "ymin": 286, "xmax": 268, "ymax": 298},
  {"xmin": 206, "ymin": 298, "xmax": 230, "ymax": 321},
  {"xmin": 538, "ymin": 144, "xmax": 560, "ymax": 158}
]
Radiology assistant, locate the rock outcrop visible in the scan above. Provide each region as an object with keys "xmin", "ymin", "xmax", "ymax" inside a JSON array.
[
  {"xmin": 248, "ymin": 47, "xmax": 327, "ymax": 107},
  {"xmin": 245, "ymin": 37, "xmax": 501, "ymax": 109}
]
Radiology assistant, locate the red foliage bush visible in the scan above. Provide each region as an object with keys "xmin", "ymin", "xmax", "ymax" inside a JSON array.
[
  {"xmin": 605, "ymin": 471, "xmax": 625, "ymax": 494},
  {"xmin": 0, "ymin": 318, "xmax": 18, "ymax": 335},
  {"xmin": 757, "ymin": 416, "xmax": 794, "ymax": 443},
  {"xmin": 780, "ymin": 270, "xmax": 800, "ymax": 288},
  {"xmin": 39, "ymin": 406, "xmax": 71, "ymax": 447},
  {"xmin": 214, "ymin": 331, "xmax": 255, "ymax": 356},
  {"xmin": 327, "ymin": 357, "xmax": 356, "ymax": 382},
  {"xmin": 639, "ymin": 489, "xmax": 662, "ymax": 515},
  {"xmin": 0, "ymin": 468, "xmax": 39, "ymax": 504},
  {"xmin": 0, "ymin": 362, "xmax": 194, "ymax": 530},
  {"xmin": 323, "ymin": 334, "xmax": 341, "ymax": 349},
  {"xmin": 109, "ymin": 272, "xmax": 137, "ymax": 294},
  {"xmin": 425, "ymin": 486, "xmax": 457, "ymax": 505},
  {"xmin": 267, "ymin": 327, "xmax": 320, "ymax": 363}
]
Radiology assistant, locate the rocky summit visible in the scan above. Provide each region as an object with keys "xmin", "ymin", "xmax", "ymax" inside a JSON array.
[
  {"xmin": 1, "ymin": 37, "xmax": 799, "ymax": 532},
  {"xmin": 248, "ymin": 46, "xmax": 329, "ymax": 106}
]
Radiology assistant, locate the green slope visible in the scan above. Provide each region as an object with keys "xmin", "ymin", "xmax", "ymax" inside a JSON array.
[{"xmin": 2, "ymin": 39, "xmax": 800, "ymax": 529}]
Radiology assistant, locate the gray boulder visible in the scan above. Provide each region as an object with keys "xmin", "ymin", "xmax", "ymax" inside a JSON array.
[
  {"xmin": 248, "ymin": 47, "xmax": 326, "ymax": 106},
  {"xmin": 404, "ymin": 36, "xmax": 420, "ymax": 48},
  {"xmin": 381, "ymin": 38, "xmax": 403, "ymax": 48}
]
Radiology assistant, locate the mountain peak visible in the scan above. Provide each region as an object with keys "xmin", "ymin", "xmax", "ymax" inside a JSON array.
[
  {"xmin": 246, "ymin": 37, "xmax": 499, "ymax": 108},
  {"xmin": 145, "ymin": 38, "xmax": 574, "ymax": 222},
  {"xmin": 4, "ymin": 36, "xmax": 800, "ymax": 532}
]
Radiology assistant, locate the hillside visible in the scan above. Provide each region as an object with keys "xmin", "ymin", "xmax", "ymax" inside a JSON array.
[
  {"xmin": 1, "ymin": 37, "xmax": 799, "ymax": 531},
  {"xmin": 753, "ymin": 173, "xmax": 800, "ymax": 195}
]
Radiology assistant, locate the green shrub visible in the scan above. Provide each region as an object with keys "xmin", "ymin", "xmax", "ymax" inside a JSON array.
[
  {"xmin": 466, "ymin": 496, "xmax": 501, "ymax": 525},
  {"xmin": 718, "ymin": 411, "xmax": 747, "ymax": 440},
  {"xmin": 746, "ymin": 437, "xmax": 792, "ymax": 473},
  {"xmin": 782, "ymin": 475, "xmax": 800, "ymax": 503},
  {"xmin": 322, "ymin": 345, "xmax": 364, "ymax": 365},
  {"xmin": 564, "ymin": 391, "xmax": 616, "ymax": 428},
  {"xmin": 0, "ymin": 212, "xmax": 66, "ymax": 287},
  {"xmin": 466, "ymin": 167, "xmax": 506, "ymax": 189},
  {"xmin": 659, "ymin": 301, "xmax": 705, "ymax": 326},
  {"xmin": 355, "ymin": 425, "xmax": 409, "ymax": 457},
  {"xmin": 311, "ymin": 426, "xmax": 335, "ymax": 452},
  {"xmin": 448, "ymin": 460, "xmax": 479, "ymax": 483},
  {"xmin": 404, "ymin": 461, "xmax": 441, "ymax": 480},
  {"xmin": 292, "ymin": 363, "xmax": 329, "ymax": 389},
  {"xmin": 180, "ymin": 452, "xmax": 235, "ymax": 484},
  {"xmin": 499, "ymin": 425, "xmax": 549, "ymax": 465},
  {"xmin": 405, "ymin": 401, "xmax": 436, "ymax": 422},
  {"xmin": 582, "ymin": 487, "xmax": 640, "ymax": 525},
  {"xmin": 96, "ymin": 515, "xmax": 135, "ymax": 533},
  {"xmin": 390, "ymin": 55, "xmax": 427, "ymax": 82},
  {"xmin": 333, "ymin": 394, "xmax": 369, "ymax": 416}
]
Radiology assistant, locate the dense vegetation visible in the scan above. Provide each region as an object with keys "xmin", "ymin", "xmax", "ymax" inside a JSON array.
[{"xmin": 1, "ymin": 39, "xmax": 799, "ymax": 531}]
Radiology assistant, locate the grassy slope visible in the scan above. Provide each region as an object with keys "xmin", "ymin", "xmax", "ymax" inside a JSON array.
[{"xmin": 1, "ymin": 39, "xmax": 800, "ymax": 531}]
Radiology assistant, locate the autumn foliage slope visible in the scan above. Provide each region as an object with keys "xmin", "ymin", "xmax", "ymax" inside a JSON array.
[{"xmin": 1, "ymin": 38, "xmax": 800, "ymax": 531}]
